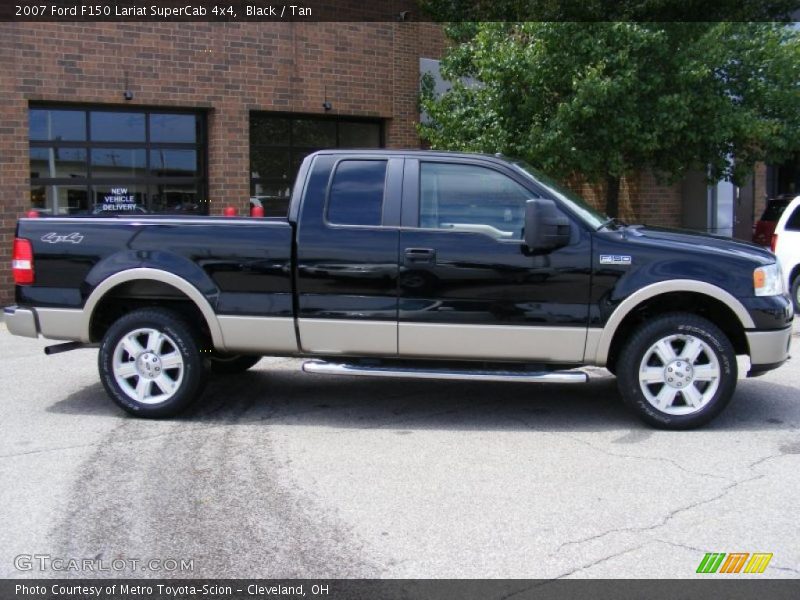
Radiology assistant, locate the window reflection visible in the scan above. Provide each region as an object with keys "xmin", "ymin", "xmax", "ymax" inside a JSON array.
[
  {"xmin": 150, "ymin": 149, "xmax": 197, "ymax": 177},
  {"xmin": 90, "ymin": 112, "xmax": 146, "ymax": 142},
  {"xmin": 29, "ymin": 109, "xmax": 86, "ymax": 141},
  {"xmin": 91, "ymin": 148, "xmax": 147, "ymax": 178},
  {"xmin": 150, "ymin": 114, "xmax": 198, "ymax": 143},
  {"xmin": 327, "ymin": 160, "xmax": 387, "ymax": 226},
  {"xmin": 30, "ymin": 148, "xmax": 87, "ymax": 179}
]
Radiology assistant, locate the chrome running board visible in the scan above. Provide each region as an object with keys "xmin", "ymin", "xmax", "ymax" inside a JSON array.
[{"xmin": 301, "ymin": 360, "xmax": 588, "ymax": 383}]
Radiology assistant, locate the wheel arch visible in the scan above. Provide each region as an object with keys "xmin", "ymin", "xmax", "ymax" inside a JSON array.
[
  {"xmin": 788, "ymin": 263, "xmax": 800, "ymax": 287},
  {"xmin": 593, "ymin": 280, "xmax": 753, "ymax": 369},
  {"xmin": 82, "ymin": 268, "xmax": 225, "ymax": 349}
]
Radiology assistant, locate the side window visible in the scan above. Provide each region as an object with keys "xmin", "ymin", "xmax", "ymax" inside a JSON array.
[
  {"xmin": 786, "ymin": 206, "xmax": 800, "ymax": 231},
  {"xmin": 419, "ymin": 162, "xmax": 535, "ymax": 239},
  {"xmin": 327, "ymin": 160, "xmax": 387, "ymax": 226}
]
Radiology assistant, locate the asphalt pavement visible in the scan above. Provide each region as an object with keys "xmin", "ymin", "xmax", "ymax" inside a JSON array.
[{"xmin": 1, "ymin": 320, "xmax": 798, "ymax": 579}]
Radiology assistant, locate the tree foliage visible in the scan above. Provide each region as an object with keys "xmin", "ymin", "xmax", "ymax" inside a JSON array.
[
  {"xmin": 419, "ymin": 0, "xmax": 800, "ymax": 23},
  {"xmin": 419, "ymin": 22, "xmax": 800, "ymax": 215}
]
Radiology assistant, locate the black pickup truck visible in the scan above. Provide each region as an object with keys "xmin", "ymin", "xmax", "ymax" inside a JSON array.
[{"xmin": 5, "ymin": 150, "xmax": 794, "ymax": 428}]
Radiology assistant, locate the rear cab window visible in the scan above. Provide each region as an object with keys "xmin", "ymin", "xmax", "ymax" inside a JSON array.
[{"xmin": 326, "ymin": 159, "xmax": 387, "ymax": 227}]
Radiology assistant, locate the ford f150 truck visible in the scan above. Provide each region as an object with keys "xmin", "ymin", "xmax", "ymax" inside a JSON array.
[{"xmin": 4, "ymin": 151, "xmax": 794, "ymax": 429}]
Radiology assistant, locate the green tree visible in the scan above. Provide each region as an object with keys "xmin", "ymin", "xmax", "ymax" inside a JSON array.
[{"xmin": 420, "ymin": 22, "xmax": 800, "ymax": 217}]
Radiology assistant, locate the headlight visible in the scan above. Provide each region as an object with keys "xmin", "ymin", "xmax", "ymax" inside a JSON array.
[{"xmin": 754, "ymin": 263, "xmax": 785, "ymax": 296}]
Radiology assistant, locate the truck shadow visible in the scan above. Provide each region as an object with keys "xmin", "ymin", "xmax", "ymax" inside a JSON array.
[{"xmin": 48, "ymin": 363, "xmax": 800, "ymax": 433}]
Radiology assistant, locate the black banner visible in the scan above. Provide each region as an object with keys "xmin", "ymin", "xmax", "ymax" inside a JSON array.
[
  {"xmin": 2, "ymin": 0, "xmax": 799, "ymax": 22},
  {"xmin": 2, "ymin": 579, "xmax": 800, "ymax": 600}
]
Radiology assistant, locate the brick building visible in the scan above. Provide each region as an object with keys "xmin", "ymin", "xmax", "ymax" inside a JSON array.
[
  {"xmin": 0, "ymin": 21, "xmax": 773, "ymax": 307},
  {"xmin": 0, "ymin": 21, "xmax": 446, "ymax": 305}
]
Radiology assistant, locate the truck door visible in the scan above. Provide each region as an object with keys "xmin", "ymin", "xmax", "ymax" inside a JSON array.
[
  {"xmin": 295, "ymin": 154, "xmax": 402, "ymax": 355},
  {"xmin": 397, "ymin": 158, "xmax": 592, "ymax": 362}
]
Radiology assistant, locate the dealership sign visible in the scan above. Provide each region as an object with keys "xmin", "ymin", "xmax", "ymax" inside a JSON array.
[{"xmin": 101, "ymin": 188, "xmax": 137, "ymax": 211}]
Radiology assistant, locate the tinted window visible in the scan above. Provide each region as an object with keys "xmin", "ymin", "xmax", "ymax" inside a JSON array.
[
  {"xmin": 30, "ymin": 184, "xmax": 88, "ymax": 215},
  {"xmin": 150, "ymin": 149, "xmax": 197, "ymax": 177},
  {"xmin": 294, "ymin": 118, "xmax": 336, "ymax": 146},
  {"xmin": 250, "ymin": 117, "xmax": 290, "ymax": 145},
  {"xmin": 91, "ymin": 148, "xmax": 147, "ymax": 178},
  {"xmin": 90, "ymin": 112, "xmax": 146, "ymax": 142},
  {"xmin": 29, "ymin": 109, "xmax": 86, "ymax": 141},
  {"xmin": 251, "ymin": 148, "xmax": 291, "ymax": 181},
  {"xmin": 339, "ymin": 122, "xmax": 382, "ymax": 148},
  {"xmin": 786, "ymin": 206, "xmax": 800, "ymax": 231},
  {"xmin": 30, "ymin": 147, "xmax": 87, "ymax": 178},
  {"xmin": 419, "ymin": 162, "xmax": 533, "ymax": 239},
  {"xmin": 150, "ymin": 113, "xmax": 198, "ymax": 143},
  {"xmin": 327, "ymin": 160, "xmax": 387, "ymax": 226},
  {"xmin": 30, "ymin": 106, "xmax": 207, "ymax": 215}
]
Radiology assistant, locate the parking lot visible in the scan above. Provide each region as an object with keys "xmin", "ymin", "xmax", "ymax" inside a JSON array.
[{"xmin": 1, "ymin": 320, "xmax": 798, "ymax": 579}]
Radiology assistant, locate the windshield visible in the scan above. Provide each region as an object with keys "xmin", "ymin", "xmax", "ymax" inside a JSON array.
[{"xmin": 510, "ymin": 160, "xmax": 608, "ymax": 230}]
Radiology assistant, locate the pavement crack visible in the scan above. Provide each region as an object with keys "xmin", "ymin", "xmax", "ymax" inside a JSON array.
[
  {"xmin": 506, "ymin": 414, "xmax": 731, "ymax": 481},
  {"xmin": 553, "ymin": 543, "xmax": 650, "ymax": 579},
  {"xmin": 552, "ymin": 471, "xmax": 767, "ymax": 555},
  {"xmin": 551, "ymin": 430, "xmax": 733, "ymax": 482},
  {"xmin": 747, "ymin": 451, "xmax": 792, "ymax": 470}
]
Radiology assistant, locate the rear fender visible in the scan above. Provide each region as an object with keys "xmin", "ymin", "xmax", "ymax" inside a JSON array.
[{"xmin": 81, "ymin": 251, "xmax": 224, "ymax": 348}]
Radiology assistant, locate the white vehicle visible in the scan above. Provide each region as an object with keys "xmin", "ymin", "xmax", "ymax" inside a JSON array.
[{"xmin": 773, "ymin": 194, "xmax": 800, "ymax": 312}]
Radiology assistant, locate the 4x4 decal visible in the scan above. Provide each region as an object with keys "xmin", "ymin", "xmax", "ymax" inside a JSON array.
[{"xmin": 41, "ymin": 232, "xmax": 84, "ymax": 244}]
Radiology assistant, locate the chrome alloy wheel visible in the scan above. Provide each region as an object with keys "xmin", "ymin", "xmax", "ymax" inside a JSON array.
[
  {"xmin": 112, "ymin": 328, "xmax": 185, "ymax": 405},
  {"xmin": 638, "ymin": 334, "xmax": 721, "ymax": 415}
]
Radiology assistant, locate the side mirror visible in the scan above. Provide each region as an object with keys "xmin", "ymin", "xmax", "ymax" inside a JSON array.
[{"xmin": 524, "ymin": 198, "xmax": 571, "ymax": 251}]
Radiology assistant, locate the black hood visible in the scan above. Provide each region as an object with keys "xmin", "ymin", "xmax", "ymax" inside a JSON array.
[{"xmin": 623, "ymin": 225, "xmax": 776, "ymax": 266}]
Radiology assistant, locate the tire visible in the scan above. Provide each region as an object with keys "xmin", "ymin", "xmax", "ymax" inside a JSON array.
[
  {"xmin": 98, "ymin": 308, "xmax": 207, "ymax": 418},
  {"xmin": 616, "ymin": 313, "xmax": 737, "ymax": 430},
  {"xmin": 206, "ymin": 353, "xmax": 261, "ymax": 375},
  {"xmin": 791, "ymin": 275, "xmax": 800, "ymax": 314}
]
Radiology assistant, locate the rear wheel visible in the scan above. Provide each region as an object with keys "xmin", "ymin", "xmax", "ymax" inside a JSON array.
[
  {"xmin": 207, "ymin": 353, "xmax": 262, "ymax": 374},
  {"xmin": 616, "ymin": 313, "xmax": 737, "ymax": 430},
  {"xmin": 98, "ymin": 308, "xmax": 207, "ymax": 418}
]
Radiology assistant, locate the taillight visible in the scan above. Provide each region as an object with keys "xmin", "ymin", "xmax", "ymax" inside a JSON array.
[
  {"xmin": 12, "ymin": 238, "xmax": 34, "ymax": 285},
  {"xmin": 770, "ymin": 234, "xmax": 778, "ymax": 253}
]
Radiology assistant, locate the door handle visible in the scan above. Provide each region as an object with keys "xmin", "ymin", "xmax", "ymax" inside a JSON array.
[{"xmin": 404, "ymin": 247, "xmax": 436, "ymax": 264}]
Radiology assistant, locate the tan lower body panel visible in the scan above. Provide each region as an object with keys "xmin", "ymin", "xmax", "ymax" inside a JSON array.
[
  {"xmin": 218, "ymin": 315, "xmax": 298, "ymax": 354},
  {"xmin": 298, "ymin": 319, "xmax": 397, "ymax": 355},
  {"xmin": 399, "ymin": 323, "xmax": 588, "ymax": 362},
  {"xmin": 36, "ymin": 308, "xmax": 87, "ymax": 341},
  {"xmin": 583, "ymin": 328, "xmax": 604, "ymax": 366}
]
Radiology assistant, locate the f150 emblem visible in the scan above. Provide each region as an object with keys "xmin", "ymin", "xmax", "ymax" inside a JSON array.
[
  {"xmin": 41, "ymin": 232, "xmax": 84, "ymax": 244},
  {"xmin": 599, "ymin": 254, "xmax": 631, "ymax": 265}
]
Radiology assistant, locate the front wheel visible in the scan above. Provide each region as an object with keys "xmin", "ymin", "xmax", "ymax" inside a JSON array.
[
  {"xmin": 791, "ymin": 275, "xmax": 800, "ymax": 313},
  {"xmin": 98, "ymin": 308, "xmax": 207, "ymax": 418},
  {"xmin": 616, "ymin": 313, "xmax": 737, "ymax": 430}
]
